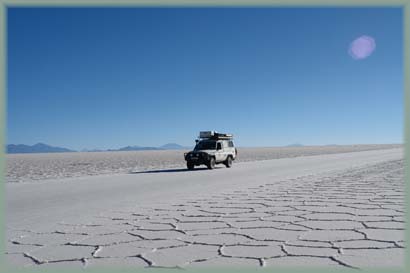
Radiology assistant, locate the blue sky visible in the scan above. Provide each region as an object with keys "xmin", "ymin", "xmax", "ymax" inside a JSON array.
[{"xmin": 7, "ymin": 7, "xmax": 403, "ymax": 150}]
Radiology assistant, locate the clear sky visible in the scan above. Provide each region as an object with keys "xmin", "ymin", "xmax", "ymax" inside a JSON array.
[{"xmin": 7, "ymin": 7, "xmax": 403, "ymax": 150}]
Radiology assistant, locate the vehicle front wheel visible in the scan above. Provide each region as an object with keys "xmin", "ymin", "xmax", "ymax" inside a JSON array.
[
  {"xmin": 207, "ymin": 157, "xmax": 216, "ymax": 169},
  {"xmin": 187, "ymin": 162, "xmax": 195, "ymax": 170},
  {"xmin": 224, "ymin": 156, "xmax": 233, "ymax": 168}
]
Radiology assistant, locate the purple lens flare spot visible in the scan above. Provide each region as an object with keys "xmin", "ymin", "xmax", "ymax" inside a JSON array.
[{"xmin": 348, "ymin": 35, "xmax": 376, "ymax": 60}]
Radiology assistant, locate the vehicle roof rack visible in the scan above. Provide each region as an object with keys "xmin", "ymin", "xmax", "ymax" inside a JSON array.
[{"xmin": 199, "ymin": 131, "xmax": 233, "ymax": 140}]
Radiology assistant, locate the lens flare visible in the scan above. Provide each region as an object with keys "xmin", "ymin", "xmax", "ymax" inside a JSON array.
[{"xmin": 348, "ymin": 35, "xmax": 376, "ymax": 60}]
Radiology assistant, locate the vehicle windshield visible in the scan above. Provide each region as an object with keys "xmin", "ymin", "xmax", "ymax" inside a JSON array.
[{"xmin": 194, "ymin": 140, "xmax": 216, "ymax": 151}]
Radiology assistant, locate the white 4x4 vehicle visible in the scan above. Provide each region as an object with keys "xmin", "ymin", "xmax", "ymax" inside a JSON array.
[{"xmin": 184, "ymin": 131, "xmax": 237, "ymax": 170}]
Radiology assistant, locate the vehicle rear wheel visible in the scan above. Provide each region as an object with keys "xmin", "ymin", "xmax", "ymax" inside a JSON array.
[
  {"xmin": 187, "ymin": 162, "xmax": 195, "ymax": 170},
  {"xmin": 224, "ymin": 156, "xmax": 233, "ymax": 168},
  {"xmin": 207, "ymin": 157, "xmax": 216, "ymax": 169}
]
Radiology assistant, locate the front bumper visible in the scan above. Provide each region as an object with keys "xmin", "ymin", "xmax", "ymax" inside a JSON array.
[{"xmin": 184, "ymin": 152, "xmax": 210, "ymax": 165}]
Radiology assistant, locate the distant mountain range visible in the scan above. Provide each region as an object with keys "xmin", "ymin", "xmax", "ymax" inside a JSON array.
[
  {"xmin": 6, "ymin": 143, "xmax": 191, "ymax": 154},
  {"xmin": 7, "ymin": 143, "xmax": 76, "ymax": 154}
]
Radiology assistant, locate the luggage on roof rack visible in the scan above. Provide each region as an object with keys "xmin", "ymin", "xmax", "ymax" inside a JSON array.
[
  {"xmin": 199, "ymin": 131, "xmax": 233, "ymax": 140},
  {"xmin": 199, "ymin": 131, "xmax": 215, "ymax": 138}
]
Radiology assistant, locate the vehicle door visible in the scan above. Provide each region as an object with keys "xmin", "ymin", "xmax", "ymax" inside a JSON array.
[{"xmin": 215, "ymin": 142, "xmax": 225, "ymax": 162}]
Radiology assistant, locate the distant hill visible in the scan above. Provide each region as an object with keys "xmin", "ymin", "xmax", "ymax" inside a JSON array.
[
  {"xmin": 160, "ymin": 143, "xmax": 191, "ymax": 150},
  {"xmin": 113, "ymin": 146, "xmax": 163, "ymax": 151},
  {"xmin": 111, "ymin": 143, "xmax": 190, "ymax": 152},
  {"xmin": 286, "ymin": 143, "xmax": 304, "ymax": 147},
  {"xmin": 7, "ymin": 143, "xmax": 76, "ymax": 154},
  {"xmin": 81, "ymin": 148, "xmax": 104, "ymax": 152}
]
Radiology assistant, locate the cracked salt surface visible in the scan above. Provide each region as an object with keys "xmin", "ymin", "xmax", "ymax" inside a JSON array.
[{"xmin": 5, "ymin": 158, "xmax": 405, "ymax": 269}]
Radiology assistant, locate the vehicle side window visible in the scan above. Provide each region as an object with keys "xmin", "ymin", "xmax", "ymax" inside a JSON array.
[
  {"xmin": 217, "ymin": 143, "xmax": 222, "ymax": 150},
  {"xmin": 228, "ymin": 141, "xmax": 234, "ymax": 147}
]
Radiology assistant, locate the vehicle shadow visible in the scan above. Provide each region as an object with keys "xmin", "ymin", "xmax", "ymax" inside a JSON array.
[{"xmin": 130, "ymin": 167, "xmax": 211, "ymax": 174}]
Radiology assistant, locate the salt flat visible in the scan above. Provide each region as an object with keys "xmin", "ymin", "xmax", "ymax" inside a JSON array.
[
  {"xmin": 5, "ymin": 147, "xmax": 405, "ymax": 269},
  {"xmin": 6, "ymin": 144, "xmax": 401, "ymax": 183}
]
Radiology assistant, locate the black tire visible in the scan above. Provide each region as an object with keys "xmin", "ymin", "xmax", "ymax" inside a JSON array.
[
  {"xmin": 224, "ymin": 156, "xmax": 233, "ymax": 168},
  {"xmin": 207, "ymin": 157, "xmax": 216, "ymax": 169},
  {"xmin": 187, "ymin": 162, "xmax": 195, "ymax": 170}
]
